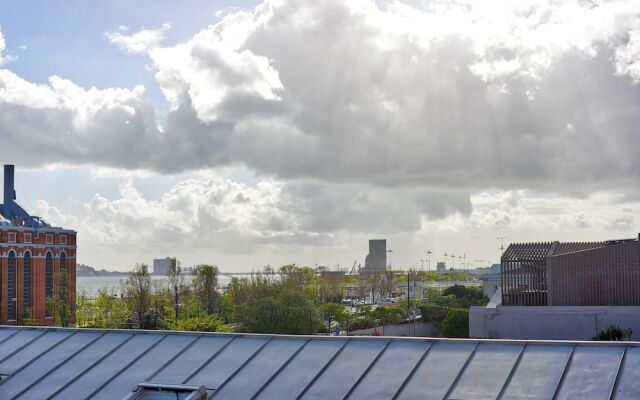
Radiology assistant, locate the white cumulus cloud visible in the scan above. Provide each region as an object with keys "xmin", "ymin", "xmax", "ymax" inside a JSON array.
[{"xmin": 105, "ymin": 23, "xmax": 171, "ymax": 55}]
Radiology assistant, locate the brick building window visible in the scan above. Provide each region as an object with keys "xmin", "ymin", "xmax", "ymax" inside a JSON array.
[
  {"xmin": 45, "ymin": 252, "xmax": 53, "ymax": 318},
  {"xmin": 8, "ymin": 232, "xmax": 16, "ymax": 243},
  {"xmin": 24, "ymin": 252, "xmax": 32, "ymax": 316},
  {"xmin": 23, "ymin": 232, "xmax": 32, "ymax": 243},
  {"xmin": 59, "ymin": 235, "xmax": 67, "ymax": 245},
  {"xmin": 45, "ymin": 234, "xmax": 53, "ymax": 244},
  {"xmin": 60, "ymin": 252, "xmax": 67, "ymax": 271},
  {"xmin": 8, "ymin": 251, "xmax": 16, "ymax": 320}
]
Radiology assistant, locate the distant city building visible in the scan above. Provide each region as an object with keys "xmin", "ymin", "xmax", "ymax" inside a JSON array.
[
  {"xmin": 0, "ymin": 165, "xmax": 76, "ymax": 325},
  {"xmin": 436, "ymin": 261, "xmax": 446, "ymax": 273},
  {"xmin": 361, "ymin": 239, "xmax": 386, "ymax": 275},
  {"xmin": 153, "ymin": 257, "xmax": 173, "ymax": 275}
]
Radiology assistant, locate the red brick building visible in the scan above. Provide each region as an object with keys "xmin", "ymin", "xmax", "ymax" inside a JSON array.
[{"xmin": 0, "ymin": 165, "xmax": 76, "ymax": 325}]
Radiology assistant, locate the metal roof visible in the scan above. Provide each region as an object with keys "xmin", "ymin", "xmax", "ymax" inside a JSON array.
[
  {"xmin": 502, "ymin": 241, "xmax": 608, "ymax": 262},
  {"xmin": 0, "ymin": 326, "xmax": 639, "ymax": 399},
  {"xmin": 502, "ymin": 242, "xmax": 554, "ymax": 262}
]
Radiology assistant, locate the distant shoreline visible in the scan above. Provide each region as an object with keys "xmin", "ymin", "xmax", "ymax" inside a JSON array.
[{"xmin": 76, "ymin": 271, "xmax": 129, "ymax": 277}]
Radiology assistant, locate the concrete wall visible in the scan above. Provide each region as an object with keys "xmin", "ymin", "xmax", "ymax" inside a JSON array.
[
  {"xmin": 470, "ymin": 305, "xmax": 640, "ymax": 340},
  {"xmin": 351, "ymin": 321, "xmax": 441, "ymax": 337},
  {"xmin": 482, "ymin": 278, "xmax": 500, "ymax": 299}
]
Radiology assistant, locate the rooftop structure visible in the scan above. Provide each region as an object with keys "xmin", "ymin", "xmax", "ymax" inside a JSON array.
[
  {"xmin": 0, "ymin": 165, "xmax": 76, "ymax": 325},
  {"xmin": 0, "ymin": 326, "xmax": 638, "ymax": 399},
  {"xmin": 501, "ymin": 237, "xmax": 640, "ymax": 306}
]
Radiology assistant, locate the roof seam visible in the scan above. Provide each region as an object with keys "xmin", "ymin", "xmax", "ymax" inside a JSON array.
[
  {"xmin": 495, "ymin": 343, "xmax": 527, "ymax": 399},
  {"xmin": 551, "ymin": 343, "xmax": 577, "ymax": 400},
  {"xmin": 8, "ymin": 331, "xmax": 107, "ymax": 400},
  {"xmin": 0, "ymin": 328, "xmax": 50, "ymax": 365},
  {"xmin": 342, "ymin": 340, "xmax": 392, "ymax": 400},
  {"xmin": 0, "ymin": 330, "xmax": 20, "ymax": 347},
  {"xmin": 295, "ymin": 338, "xmax": 351, "ymax": 400},
  {"xmin": 145, "ymin": 333, "xmax": 204, "ymax": 383},
  {"xmin": 391, "ymin": 342, "xmax": 433, "ymax": 400},
  {"xmin": 608, "ymin": 347, "xmax": 628, "ymax": 400},
  {"xmin": 0, "ymin": 330, "xmax": 76, "ymax": 386},
  {"xmin": 249, "ymin": 337, "xmax": 312, "ymax": 400},
  {"xmin": 209, "ymin": 337, "xmax": 274, "ymax": 396},
  {"xmin": 442, "ymin": 342, "xmax": 480, "ymax": 400},
  {"xmin": 44, "ymin": 333, "xmax": 136, "ymax": 400},
  {"xmin": 82, "ymin": 333, "xmax": 168, "ymax": 400},
  {"xmin": 181, "ymin": 335, "xmax": 238, "ymax": 385}
]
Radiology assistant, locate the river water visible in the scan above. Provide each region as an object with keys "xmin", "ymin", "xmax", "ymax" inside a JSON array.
[{"xmin": 77, "ymin": 275, "xmax": 233, "ymax": 297}]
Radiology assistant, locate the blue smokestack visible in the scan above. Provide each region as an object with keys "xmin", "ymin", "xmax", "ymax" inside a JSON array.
[{"xmin": 3, "ymin": 164, "xmax": 15, "ymax": 220}]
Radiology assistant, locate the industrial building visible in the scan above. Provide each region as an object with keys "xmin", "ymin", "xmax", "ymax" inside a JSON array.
[
  {"xmin": 0, "ymin": 326, "xmax": 639, "ymax": 399},
  {"xmin": 0, "ymin": 165, "xmax": 76, "ymax": 325},
  {"xmin": 361, "ymin": 239, "xmax": 387, "ymax": 275}
]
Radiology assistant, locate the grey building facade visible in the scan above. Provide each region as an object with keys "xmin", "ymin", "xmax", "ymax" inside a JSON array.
[{"xmin": 362, "ymin": 239, "xmax": 386, "ymax": 274}]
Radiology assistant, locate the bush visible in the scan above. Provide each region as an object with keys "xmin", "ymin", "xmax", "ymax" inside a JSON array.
[
  {"xmin": 348, "ymin": 316, "xmax": 375, "ymax": 331},
  {"xmin": 593, "ymin": 325, "xmax": 632, "ymax": 341},
  {"xmin": 173, "ymin": 315, "xmax": 231, "ymax": 332},
  {"xmin": 442, "ymin": 309, "xmax": 469, "ymax": 338}
]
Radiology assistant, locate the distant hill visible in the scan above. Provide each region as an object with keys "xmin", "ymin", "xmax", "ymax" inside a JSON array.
[{"xmin": 77, "ymin": 263, "xmax": 127, "ymax": 276}]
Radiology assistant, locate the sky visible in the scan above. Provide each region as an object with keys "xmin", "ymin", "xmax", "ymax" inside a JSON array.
[{"xmin": 0, "ymin": 0, "xmax": 639, "ymax": 272}]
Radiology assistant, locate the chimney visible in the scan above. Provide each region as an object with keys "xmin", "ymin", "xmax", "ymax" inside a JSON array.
[{"xmin": 3, "ymin": 165, "xmax": 15, "ymax": 219}]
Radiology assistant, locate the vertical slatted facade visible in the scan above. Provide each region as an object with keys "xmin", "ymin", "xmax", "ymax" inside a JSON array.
[
  {"xmin": 503, "ymin": 239, "xmax": 640, "ymax": 306},
  {"xmin": 548, "ymin": 241, "xmax": 640, "ymax": 305},
  {"xmin": 501, "ymin": 243, "xmax": 552, "ymax": 306}
]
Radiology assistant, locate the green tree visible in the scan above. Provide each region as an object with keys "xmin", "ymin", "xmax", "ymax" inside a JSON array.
[
  {"xmin": 76, "ymin": 289, "xmax": 130, "ymax": 328},
  {"xmin": 166, "ymin": 257, "xmax": 184, "ymax": 323},
  {"xmin": 227, "ymin": 268, "xmax": 321, "ymax": 334},
  {"xmin": 123, "ymin": 264, "xmax": 153, "ymax": 329},
  {"xmin": 442, "ymin": 309, "xmax": 469, "ymax": 338},
  {"xmin": 372, "ymin": 305, "xmax": 405, "ymax": 326},
  {"xmin": 319, "ymin": 303, "xmax": 347, "ymax": 332},
  {"xmin": 193, "ymin": 265, "xmax": 219, "ymax": 315},
  {"xmin": 419, "ymin": 304, "xmax": 448, "ymax": 331},
  {"xmin": 46, "ymin": 269, "xmax": 71, "ymax": 327}
]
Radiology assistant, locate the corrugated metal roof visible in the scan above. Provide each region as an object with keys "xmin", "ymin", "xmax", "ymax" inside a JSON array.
[
  {"xmin": 551, "ymin": 242, "xmax": 607, "ymax": 256},
  {"xmin": 0, "ymin": 326, "xmax": 638, "ymax": 399},
  {"xmin": 502, "ymin": 241, "xmax": 608, "ymax": 262},
  {"xmin": 502, "ymin": 242, "xmax": 554, "ymax": 262}
]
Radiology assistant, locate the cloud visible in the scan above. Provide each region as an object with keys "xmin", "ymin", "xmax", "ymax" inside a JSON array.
[
  {"xmin": 614, "ymin": 21, "xmax": 640, "ymax": 82},
  {"xmin": 0, "ymin": 71, "xmax": 161, "ymax": 168},
  {"xmin": 105, "ymin": 23, "xmax": 171, "ymax": 55},
  {"xmin": 0, "ymin": 27, "xmax": 16, "ymax": 65},
  {"xmin": 1, "ymin": 1, "xmax": 640, "ymax": 196},
  {"xmin": 33, "ymin": 173, "xmax": 637, "ymax": 270},
  {"xmin": 465, "ymin": 190, "xmax": 638, "ymax": 232}
]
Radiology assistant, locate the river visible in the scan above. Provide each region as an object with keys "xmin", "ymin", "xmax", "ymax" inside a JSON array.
[{"xmin": 77, "ymin": 275, "xmax": 234, "ymax": 297}]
